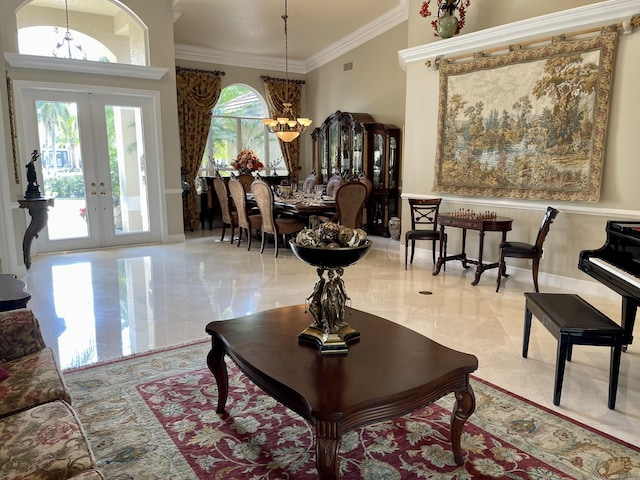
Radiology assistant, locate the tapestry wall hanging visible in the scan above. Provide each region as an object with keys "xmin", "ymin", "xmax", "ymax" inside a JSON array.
[{"xmin": 433, "ymin": 30, "xmax": 618, "ymax": 202}]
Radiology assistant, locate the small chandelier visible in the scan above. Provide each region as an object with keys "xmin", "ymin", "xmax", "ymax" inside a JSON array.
[
  {"xmin": 52, "ymin": 0, "xmax": 87, "ymax": 60},
  {"xmin": 262, "ymin": 0, "xmax": 312, "ymax": 143}
]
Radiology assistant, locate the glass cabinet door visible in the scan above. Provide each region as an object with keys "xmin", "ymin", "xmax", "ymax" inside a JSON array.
[
  {"xmin": 329, "ymin": 124, "xmax": 339, "ymax": 177},
  {"xmin": 389, "ymin": 136, "xmax": 397, "ymax": 189},
  {"xmin": 340, "ymin": 124, "xmax": 351, "ymax": 176},
  {"xmin": 320, "ymin": 130, "xmax": 328, "ymax": 180},
  {"xmin": 372, "ymin": 133, "xmax": 385, "ymax": 188},
  {"xmin": 353, "ymin": 131, "xmax": 363, "ymax": 174}
]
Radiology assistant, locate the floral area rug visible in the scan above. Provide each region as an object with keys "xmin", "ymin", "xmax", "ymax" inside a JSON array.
[{"xmin": 64, "ymin": 341, "xmax": 640, "ymax": 479}]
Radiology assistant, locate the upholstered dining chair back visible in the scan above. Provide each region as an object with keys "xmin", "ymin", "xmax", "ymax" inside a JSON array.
[
  {"xmin": 302, "ymin": 172, "xmax": 318, "ymax": 194},
  {"xmin": 326, "ymin": 174, "xmax": 346, "ymax": 199},
  {"xmin": 213, "ymin": 176, "xmax": 237, "ymax": 242},
  {"xmin": 334, "ymin": 181, "xmax": 368, "ymax": 229},
  {"xmin": 229, "ymin": 175, "xmax": 262, "ymax": 250},
  {"xmin": 404, "ymin": 197, "xmax": 446, "ymax": 270},
  {"xmin": 496, "ymin": 206, "xmax": 559, "ymax": 293},
  {"xmin": 358, "ymin": 175, "xmax": 373, "ymax": 200},
  {"xmin": 251, "ymin": 178, "xmax": 305, "ymax": 257}
]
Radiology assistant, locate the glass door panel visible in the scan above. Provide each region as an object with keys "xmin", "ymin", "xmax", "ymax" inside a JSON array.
[
  {"xmin": 18, "ymin": 87, "xmax": 161, "ymax": 253},
  {"xmin": 104, "ymin": 104, "xmax": 149, "ymax": 236},
  {"xmin": 36, "ymin": 100, "xmax": 92, "ymax": 242}
]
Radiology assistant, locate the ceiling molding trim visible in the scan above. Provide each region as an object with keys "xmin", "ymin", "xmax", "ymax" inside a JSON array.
[
  {"xmin": 4, "ymin": 53, "xmax": 168, "ymax": 80},
  {"xmin": 398, "ymin": 0, "xmax": 640, "ymax": 70},
  {"xmin": 174, "ymin": 45, "xmax": 306, "ymax": 74},
  {"xmin": 304, "ymin": 0, "xmax": 409, "ymax": 73},
  {"xmin": 175, "ymin": 0, "xmax": 409, "ymax": 74}
]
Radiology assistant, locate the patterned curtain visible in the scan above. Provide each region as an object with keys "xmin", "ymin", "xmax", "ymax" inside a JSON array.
[
  {"xmin": 176, "ymin": 67, "xmax": 224, "ymax": 230},
  {"xmin": 262, "ymin": 76, "xmax": 305, "ymax": 185}
]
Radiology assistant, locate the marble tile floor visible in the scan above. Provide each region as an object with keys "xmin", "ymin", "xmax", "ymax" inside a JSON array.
[{"xmin": 22, "ymin": 229, "xmax": 639, "ymax": 447}]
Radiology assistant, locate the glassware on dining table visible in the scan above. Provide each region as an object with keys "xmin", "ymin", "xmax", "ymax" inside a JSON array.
[{"xmin": 314, "ymin": 184, "xmax": 324, "ymax": 200}]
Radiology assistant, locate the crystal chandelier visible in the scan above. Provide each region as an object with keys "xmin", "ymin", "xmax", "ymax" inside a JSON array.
[
  {"xmin": 52, "ymin": 0, "xmax": 87, "ymax": 60},
  {"xmin": 262, "ymin": 0, "xmax": 312, "ymax": 143}
]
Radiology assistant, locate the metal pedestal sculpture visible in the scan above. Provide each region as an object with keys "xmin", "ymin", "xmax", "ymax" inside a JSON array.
[{"xmin": 289, "ymin": 240, "xmax": 372, "ymax": 354}]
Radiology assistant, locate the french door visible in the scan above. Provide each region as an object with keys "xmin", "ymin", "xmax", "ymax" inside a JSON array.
[{"xmin": 19, "ymin": 87, "xmax": 162, "ymax": 252}]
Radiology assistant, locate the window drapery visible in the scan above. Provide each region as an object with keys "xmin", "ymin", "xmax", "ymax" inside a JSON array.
[
  {"xmin": 176, "ymin": 67, "xmax": 224, "ymax": 230},
  {"xmin": 262, "ymin": 76, "xmax": 305, "ymax": 185}
]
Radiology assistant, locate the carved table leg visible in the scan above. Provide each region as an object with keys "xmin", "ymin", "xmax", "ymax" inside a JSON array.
[
  {"xmin": 450, "ymin": 383, "xmax": 476, "ymax": 466},
  {"xmin": 206, "ymin": 335, "xmax": 229, "ymax": 414},
  {"xmin": 315, "ymin": 420, "xmax": 341, "ymax": 480},
  {"xmin": 471, "ymin": 231, "xmax": 486, "ymax": 286}
]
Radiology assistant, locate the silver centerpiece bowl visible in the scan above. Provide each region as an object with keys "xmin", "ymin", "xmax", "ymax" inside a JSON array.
[{"xmin": 289, "ymin": 239, "xmax": 372, "ymax": 354}]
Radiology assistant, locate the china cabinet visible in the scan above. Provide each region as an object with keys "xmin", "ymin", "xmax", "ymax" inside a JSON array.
[{"xmin": 311, "ymin": 111, "xmax": 401, "ymax": 236}]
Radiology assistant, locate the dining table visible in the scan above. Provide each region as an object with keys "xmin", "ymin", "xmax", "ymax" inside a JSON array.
[{"xmin": 247, "ymin": 194, "xmax": 337, "ymax": 226}]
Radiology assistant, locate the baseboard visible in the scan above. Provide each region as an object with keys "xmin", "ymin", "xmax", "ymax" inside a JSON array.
[{"xmin": 408, "ymin": 246, "xmax": 619, "ymax": 301}]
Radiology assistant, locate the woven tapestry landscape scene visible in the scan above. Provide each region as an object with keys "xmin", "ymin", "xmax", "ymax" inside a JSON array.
[
  {"xmin": 434, "ymin": 31, "xmax": 617, "ymax": 202},
  {"xmin": 64, "ymin": 341, "xmax": 640, "ymax": 479}
]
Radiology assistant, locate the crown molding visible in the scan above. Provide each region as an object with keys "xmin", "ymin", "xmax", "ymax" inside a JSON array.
[
  {"xmin": 175, "ymin": 0, "xmax": 409, "ymax": 74},
  {"xmin": 4, "ymin": 53, "xmax": 168, "ymax": 80},
  {"xmin": 174, "ymin": 44, "xmax": 307, "ymax": 74},
  {"xmin": 398, "ymin": 0, "xmax": 640, "ymax": 70}
]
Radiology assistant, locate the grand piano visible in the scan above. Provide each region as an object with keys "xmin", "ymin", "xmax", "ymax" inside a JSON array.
[{"xmin": 579, "ymin": 220, "xmax": 640, "ymax": 349}]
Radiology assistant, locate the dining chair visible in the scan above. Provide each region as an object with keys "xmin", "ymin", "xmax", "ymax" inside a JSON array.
[
  {"xmin": 212, "ymin": 176, "xmax": 237, "ymax": 243},
  {"xmin": 237, "ymin": 173, "xmax": 255, "ymax": 193},
  {"xmin": 302, "ymin": 171, "xmax": 319, "ymax": 194},
  {"xmin": 251, "ymin": 178, "xmax": 305, "ymax": 257},
  {"xmin": 496, "ymin": 206, "xmax": 559, "ymax": 293},
  {"xmin": 405, "ymin": 197, "xmax": 446, "ymax": 270},
  {"xmin": 332, "ymin": 181, "xmax": 368, "ymax": 229},
  {"xmin": 325, "ymin": 174, "xmax": 346, "ymax": 198},
  {"xmin": 228, "ymin": 175, "xmax": 262, "ymax": 251}
]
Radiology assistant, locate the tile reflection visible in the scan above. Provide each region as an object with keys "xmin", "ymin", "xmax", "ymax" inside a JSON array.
[{"xmin": 52, "ymin": 262, "xmax": 97, "ymax": 369}]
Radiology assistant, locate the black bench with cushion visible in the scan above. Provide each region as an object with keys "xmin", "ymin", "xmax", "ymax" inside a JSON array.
[{"xmin": 523, "ymin": 293, "xmax": 625, "ymax": 409}]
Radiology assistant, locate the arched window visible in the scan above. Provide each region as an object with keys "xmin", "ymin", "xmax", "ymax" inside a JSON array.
[
  {"xmin": 16, "ymin": 0, "xmax": 148, "ymax": 65},
  {"xmin": 201, "ymin": 85, "xmax": 286, "ymax": 176}
]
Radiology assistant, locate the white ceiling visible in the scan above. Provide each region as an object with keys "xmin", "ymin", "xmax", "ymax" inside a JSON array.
[{"xmin": 31, "ymin": 0, "xmax": 408, "ymax": 74}]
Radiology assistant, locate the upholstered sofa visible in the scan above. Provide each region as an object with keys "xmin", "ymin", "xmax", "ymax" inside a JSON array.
[{"xmin": 0, "ymin": 308, "xmax": 104, "ymax": 480}]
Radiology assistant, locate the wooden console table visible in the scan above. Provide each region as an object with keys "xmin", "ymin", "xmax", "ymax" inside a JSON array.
[
  {"xmin": 433, "ymin": 213, "xmax": 513, "ymax": 286},
  {"xmin": 18, "ymin": 197, "xmax": 55, "ymax": 269},
  {"xmin": 206, "ymin": 305, "xmax": 478, "ymax": 479}
]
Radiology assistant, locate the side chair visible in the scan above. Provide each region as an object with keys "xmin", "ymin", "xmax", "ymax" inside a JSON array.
[
  {"xmin": 302, "ymin": 170, "xmax": 319, "ymax": 194},
  {"xmin": 251, "ymin": 178, "xmax": 305, "ymax": 257},
  {"xmin": 212, "ymin": 176, "xmax": 237, "ymax": 243},
  {"xmin": 405, "ymin": 197, "xmax": 446, "ymax": 270},
  {"xmin": 237, "ymin": 173, "xmax": 255, "ymax": 193},
  {"xmin": 496, "ymin": 206, "xmax": 559, "ymax": 293},
  {"xmin": 325, "ymin": 174, "xmax": 346, "ymax": 198},
  {"xmin": 332, "ymin": 181, "xmax": 368, "ymax": 229},
  {"xmin": 228, "ymin": 175, "xmax": 262, "ymax": 251}
]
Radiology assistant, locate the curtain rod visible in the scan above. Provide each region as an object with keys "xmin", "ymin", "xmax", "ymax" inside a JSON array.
[
  {"xmin": 176, "ymin": 66, "xmax": 225, "ymax": 76},
  {"xmin": 261, "ymin": 75, "xmax": 305, "ymax": 85},
  {"xmin": 433, "ymin": 16, "xmax": 639, "ymax": 68}
]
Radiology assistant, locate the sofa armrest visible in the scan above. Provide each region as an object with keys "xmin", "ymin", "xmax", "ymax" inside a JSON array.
[{"xmin": 0, "ymin": 308, "xmax": 46, "ymax": 361}]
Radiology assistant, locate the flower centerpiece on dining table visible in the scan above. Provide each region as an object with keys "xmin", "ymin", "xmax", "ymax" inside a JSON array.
[{"xmin": 232, "ymin": 149, "xmax": 264, "ymax": 175}]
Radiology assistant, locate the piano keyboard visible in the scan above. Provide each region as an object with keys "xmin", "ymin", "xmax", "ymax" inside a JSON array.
[{"xmin": 589, "ymin": 257, "xmax": 640, "ymax": 290}]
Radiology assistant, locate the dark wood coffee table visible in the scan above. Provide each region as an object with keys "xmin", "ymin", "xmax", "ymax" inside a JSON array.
[{"xmin": 205, "ymin": 305, "xmax": 478, "ymax": 479}]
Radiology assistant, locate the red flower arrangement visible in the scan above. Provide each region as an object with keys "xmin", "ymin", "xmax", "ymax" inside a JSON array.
[
  {"xmin": 231, "ymin": 149, "xmax": 264, "ymax": 174},
  {"xmin": 419, "ymin": 0, "xmax": 471, "ymax": 38}
]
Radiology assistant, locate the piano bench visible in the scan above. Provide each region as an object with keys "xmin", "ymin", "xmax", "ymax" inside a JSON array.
[{"xmin": 523, "ymin": 293, "xmax": 625, "ymax": 410}]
